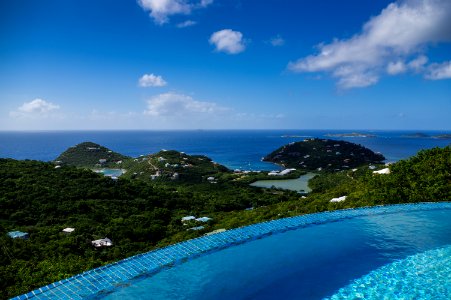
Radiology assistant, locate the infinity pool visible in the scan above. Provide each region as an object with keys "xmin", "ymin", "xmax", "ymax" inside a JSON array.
[
  {"xmin": 104, "ymin": 207, "xmax": 451, "ymax": 299},
  {"xmin": 14, "ymin": 203, "xmax": 451, "ymax": 300}
]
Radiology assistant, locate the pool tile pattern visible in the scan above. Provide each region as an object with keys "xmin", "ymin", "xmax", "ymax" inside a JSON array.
[{"xmin": 12, "ymin": 202, "xmax": 451, "ymax": 299}]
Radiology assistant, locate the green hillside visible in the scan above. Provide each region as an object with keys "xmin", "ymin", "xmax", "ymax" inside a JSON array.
[
  {"xmin": 121, "ymin": 150, "xmax": 229, "ymax": 183},
  {"xmin": 263, "ymin": 138, "xmax": 385, "ymax": 171},
  {"xmin": 55, "ymin": 142, "xmax": 129, "ymax": 168}
]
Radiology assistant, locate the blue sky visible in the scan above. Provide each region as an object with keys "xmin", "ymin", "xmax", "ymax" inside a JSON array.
[{"xmin": 1, "ymin": 0, "xmax": 450, "ymax": 130}]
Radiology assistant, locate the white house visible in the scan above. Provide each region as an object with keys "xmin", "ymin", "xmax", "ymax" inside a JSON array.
[
  {"xmin": 196, "ymin": 217, "xmax": 212, "ymax": 222},
  {"xmin": 62, "ymin": 227, "xmax": 75, "ymax": 233},
  {"xmin": 330, "ymin": 196, "xmax": 347, "ymax": 203},
  {"xmin": 181, "ymin": 216, "xmax": 196, "ymax": 222},
  {"xmin": 91, "ymin": 238, "xmax": 113, "ymax": 248},
  {"xmin": 373, "ymin": 168, "xmax": 390, "ymax": 175}
]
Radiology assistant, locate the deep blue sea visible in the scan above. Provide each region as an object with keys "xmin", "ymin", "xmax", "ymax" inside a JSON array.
[{"xmin": 0, "ymin": 130, "xmax": 449, "ymax": 170}]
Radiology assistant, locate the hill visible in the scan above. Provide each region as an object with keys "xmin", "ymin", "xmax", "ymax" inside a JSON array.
[
  {"xmin": 55, "ymin": 142, "xmax": 130, "ymax": 168},
  {"xmin": 121, "ymin": 150, "xmax": 230, "ymax": 183},
  {"xmin": 263, "ymin": 138, "xmax": 385, "ymax": 171}
]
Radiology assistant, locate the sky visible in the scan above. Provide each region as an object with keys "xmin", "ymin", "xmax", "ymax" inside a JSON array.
[{"xmin": 1, "ymin": 0, "xmax": 450, "ymax": 130}]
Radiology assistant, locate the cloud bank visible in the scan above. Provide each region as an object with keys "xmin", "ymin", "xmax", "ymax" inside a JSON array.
[
  {"xmin": 209, "ymin": 29, "xmax": 246, "ymax": 54},
  {"xmin": 138, "ymin": 0, "xmax": 213, "ymax": 24},
  {"xmin": 288, "ymin": 0, "xmax": 451, "ymax": 88},
  {"xmin": 139, "ymin": 73, "xmax": 167, "ymax": 87}
]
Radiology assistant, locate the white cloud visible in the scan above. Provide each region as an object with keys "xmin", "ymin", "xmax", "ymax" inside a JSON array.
[
  {"xmin": 138, "ymin": 73, "xmax": 167, "ymax": 87},
  {"xmin": 288, "ymin": 0, "xmax": 451, "ymax": 88},
  {"xmin": 10, "ymin": 98, "xmax": 60, "ymax": 117},
  {"xmin": 269, "ymin": 35, "xmax": 285, "ymax": 47},
  {"xmin": 425, "ymin": 60, "xmax": 451, "ymax": 79},
  {"xmin": 138, "ymin": 0, "xmax": 213, "ymax": 25},
  {"xmin": 199, "ymin": 0, "xmax": 213, "ymax": 7},
  {"xmin": 144, "ymin": 92, "xmax": 228, "ymax": 117},
  {"xmin": 209, "ymin": 29, "xmax": 245, "ymax": 54},
  {"xmin": 408, "ymin": 55, "xmax": 428, "ymax": 72},
  {"xmin": 387, "ymin": 61, "xmax": 407, "ymax": 75},
  {"xmin": 177, "ymin": 20, "xmax": 197, "ymax": 28}
]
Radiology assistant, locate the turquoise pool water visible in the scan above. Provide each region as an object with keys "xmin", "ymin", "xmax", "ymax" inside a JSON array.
[
  {"xmin": 13, "ymin": 203, "xmax": 451, "ymax": 300},
  {"xmin": 104, "ymin": 207, "xmax": 451, "ymax": 299}
]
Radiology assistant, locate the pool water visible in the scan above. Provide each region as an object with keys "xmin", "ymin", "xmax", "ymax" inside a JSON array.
[{"xmin": 104, "ymin": 208, "xmax": 451, "ymax": 299}]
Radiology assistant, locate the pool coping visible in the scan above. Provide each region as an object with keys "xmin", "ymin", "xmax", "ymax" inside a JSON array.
[{"xmin": 12, "ymin": 202, "xmax": 451, "ymax": 300}]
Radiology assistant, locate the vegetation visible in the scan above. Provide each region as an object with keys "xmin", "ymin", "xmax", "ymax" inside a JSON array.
[
  {"xmin": 1, "ymin": 144, "xmax": 449, "ymax": 299},
  {"xmin": 263, "ymin": 138, "xmax": 385, "ymax": 171},
  {"xmin": 55, "ymin": 142, "xmax": 129, "ymax": 168}
]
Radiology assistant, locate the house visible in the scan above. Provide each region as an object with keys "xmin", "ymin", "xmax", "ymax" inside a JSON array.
[
  {"xmin": 196, "ymin": 217, "xmax": 212, "ymax": 222},
  {"xmin": 91, "ymin": 238, "xmax": 113, "ymax": 248},
  {"xmin": 279, "ymin": 168, "xmax": 296, "ymax": 176},
  {"xmin": 99, "ymin": 159, "xmax": 107, "ymax": 164},
  {"xmin": 7, "ymin": 231, "xmax": 29, "ymax": 239},
  {"xmin": 373, "ymin": 168, "xmax": 390, "ymax": 175},
  {"xmin": 207, "ymin": 176, "xmax": 215, "ymax": 181},
  {"xmin": 172, "ymin": 172, "xmax": 179, "ymax": 180},
  {"xmin": 181, "ymin": 216, "xmax": 196, "ymax": 222},
  {"xmin": 62, "ymin": 228, "xmax": 75, "ymax": 234},
  {"xmin": 330, "ymin": 196, "xmax": 347, "ymax": 203}
]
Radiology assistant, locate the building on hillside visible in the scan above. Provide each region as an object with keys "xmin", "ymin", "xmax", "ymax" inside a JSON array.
[
  {"xmin": 91, "ymin": 238, "xmax": 113, "ymax": 248},
  {"xmin": 62, "ymin": 228, "xmax": 75, "ymax": 234},
  {"xmin": 7, "ymin": 231, "xmax": 29, "ymax": 239}
]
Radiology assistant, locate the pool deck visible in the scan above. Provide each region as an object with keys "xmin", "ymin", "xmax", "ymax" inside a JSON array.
[{"xmin": 12, "ymin": 202, "xmax": 451, "ymax": 300}]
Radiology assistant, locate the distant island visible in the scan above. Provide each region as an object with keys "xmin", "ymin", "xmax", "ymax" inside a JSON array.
[
  {"xmin": 402, "ymin": 133, "xmax": 451, "ymax": 139},
  {"xmin": 263, "ymin": 138, "xmax": 385, "ymax": 171},
  {"xmin": 433, "ymin": 134, "xmax": 451, "ymax": 139},
  {"xmin": 402, "ymin": 132, "xmax": 430, "ymax": 138},
  {"xmin": 324, "ymin": 132, "xmax": 376, "ymax": 138}
]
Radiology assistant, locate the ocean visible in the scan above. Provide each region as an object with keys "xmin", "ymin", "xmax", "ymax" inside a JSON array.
[{"xmin": 0, "ymin": 130, "xmax": 449, "ymax": 170}]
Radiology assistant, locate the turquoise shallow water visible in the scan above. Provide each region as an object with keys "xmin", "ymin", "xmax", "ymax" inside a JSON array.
[
  {"xmin": 250, "ymin": 172, "xmax": 316, "ymax": 192},
  {"xmin": 103, "ymin": 207, "xmax": 451, "ymax": 300}
]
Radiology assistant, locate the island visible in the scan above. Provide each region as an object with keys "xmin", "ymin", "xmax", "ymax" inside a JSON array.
[
  {"xmin": 324, "ymin": 132, "xmax": 376, "ymax": 138},
  {"xmin": 263, "ymin": 138, "xmax": 385, "ymax": 171},
  {"xmin": 432, "ymin": 134, "xmax": 451, "ymax": 139},
  {"xmin": 402, "ymin": 132, "xmax": 430, "ymax": 138}
]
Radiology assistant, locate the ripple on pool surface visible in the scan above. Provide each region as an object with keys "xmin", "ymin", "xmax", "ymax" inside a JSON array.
[{"xmin": 328, "ymin": 245, "xmax": 451, "ymax": 300}]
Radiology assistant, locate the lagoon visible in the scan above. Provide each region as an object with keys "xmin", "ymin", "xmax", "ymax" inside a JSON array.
[{"xmin": 250, "ymin": 172, "xmax": 316, "ymax": 193}]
